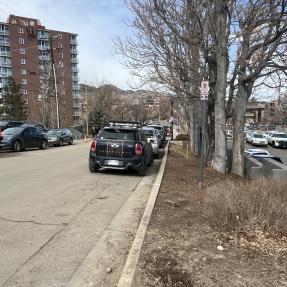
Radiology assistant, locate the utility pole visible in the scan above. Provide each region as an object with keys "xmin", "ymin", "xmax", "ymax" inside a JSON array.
[
  {"xmin": 49, "ymin": 36, "xmax": 60, "ymax": 129},
  {"xmin": 85, "ymin": 86, "xmax": 89, "ymax": 136}
]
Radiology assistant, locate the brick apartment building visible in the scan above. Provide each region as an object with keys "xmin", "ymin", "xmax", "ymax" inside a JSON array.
[{"xmin": 0, "ymin": 15, "xmax": 81, "ymax": 127}]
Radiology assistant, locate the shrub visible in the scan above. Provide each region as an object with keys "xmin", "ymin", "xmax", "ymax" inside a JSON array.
[{"xmin": 204, "ymin": 178, "xmax": 287, "ymax": 235}]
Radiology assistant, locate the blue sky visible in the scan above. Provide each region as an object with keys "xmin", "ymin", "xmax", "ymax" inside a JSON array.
[{"xmin": 0, "ymin": 0, "xmax": 134, "ymax": 89}]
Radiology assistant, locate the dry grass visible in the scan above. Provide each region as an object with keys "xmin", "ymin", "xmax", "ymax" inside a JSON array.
[{"xmin": 205, "ymin": 178, "xmax": 287, "ymax": 236}]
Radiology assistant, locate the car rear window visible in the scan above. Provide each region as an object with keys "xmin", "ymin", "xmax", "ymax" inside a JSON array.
[
  {"xmin": 2, "ymin": 127, "xmax": 23, "ymax": 135},
  {"xmin": 253, "ymin": 134, "xmax": 263, "ymax": 138},
  {"xmin": 98, "ymin": 129, "xmax": 135, "ymax": 141},
  {"xmin": 143, "ymin": 129, "xmax": 154, "ymax": 136}
]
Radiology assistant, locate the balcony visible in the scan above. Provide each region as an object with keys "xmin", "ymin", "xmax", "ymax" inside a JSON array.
[
  {"xmin": 0, "ymin": 60, "xmax": 11, "ymax": 67},
  {"xmin": 38, "ymin": 45, "xmax": 49, "ymax": 51},
  {"xmin": 72, "ymin": 85, "xmax": 80, "ymax": 90},
  {"xmin": 38, "ymin": 55, "xmax": 51, "ymax": 61},
  {"xmin": 70, "ymin": 48, "xmax": 78, "ymax": 54},
  {"xmin": 71, "ymin": 76, "xmax": 78, "ymax": 81},
  {"xmin": 0, "ymin": 30, "xmax": 9, "ymax": 36},
  {"xmin": 70, "ymin": 39, "xmax": 78, "ymax": 45},
  {"xmin": 71, "ymin": 66, "xmax": 78, "ymax": 72},
  {"xmin": 37, "ymin": 33, "xmax": 49, "ymax": 40},
  {"xmin": 70, "ymin": 58, "xmax": 78, "ymax": 64},
  {"xmin": 0, "ymin": 39, "xmax": 10, "ymax": 46},
  {"xmin": 0, "ymin": 51, "xmax": 11, "ymax": 57}
]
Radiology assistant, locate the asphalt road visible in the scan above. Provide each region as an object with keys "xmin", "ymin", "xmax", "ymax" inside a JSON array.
[{"xmin": 0, "ymin": 142, "xmax": 161, "ymax": 286}]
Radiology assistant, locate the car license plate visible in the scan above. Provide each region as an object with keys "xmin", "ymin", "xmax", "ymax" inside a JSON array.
[{"xmin": 107, "ymin": 160, "xmax": 120, "ymax": 166}]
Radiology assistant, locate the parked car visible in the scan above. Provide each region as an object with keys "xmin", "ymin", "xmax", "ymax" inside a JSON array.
[
  {"xmin": 244, "ymin": 149, "xmax": 282, "ymax": 163},
  {"xmin": 246, "ymin": 132, "xmax": 268, "ymax": 146},
  {"xmin": 0, "ymin": 127, "xmax": 48, "ymax": 152},
  {"xmin": 0, "ymin": 120, "xmax": 24, "ymax": 131},
  {"xmin": 47, "ymin": 128, "xmax": 73, "ymax": 146},
  {"xmin": 21, "ymin": 123, "xmax": 48, "ymax": 134},
  {"xmin": 89, "ymin": 123, "xmax": 153, "ymax": 175},
  {"xmin": 264, "ymin": 131, "xmax": 287, "ymax": 148},
  {"xmin": 147, "ymin": 124, "xmax": 165, "ymax": 147},
  {"xmin": 142, "ymin": 126, "xmax": 160, "ymax": 158}
]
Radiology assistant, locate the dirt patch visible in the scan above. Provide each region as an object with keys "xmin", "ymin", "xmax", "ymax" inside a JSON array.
[{"xmin": 136, "ymin": 143, "xmax": 287, "ymax": 286}]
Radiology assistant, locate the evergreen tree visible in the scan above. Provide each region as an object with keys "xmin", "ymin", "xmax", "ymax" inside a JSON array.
[{"xmin": 0, "ymin": 77, "xmax": 27, "ymax": 120}]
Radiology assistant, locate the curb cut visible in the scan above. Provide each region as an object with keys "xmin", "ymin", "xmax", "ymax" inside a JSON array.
[{"xmin": 117, "ymin": 142, "xmax": 170, "ymax": 287}]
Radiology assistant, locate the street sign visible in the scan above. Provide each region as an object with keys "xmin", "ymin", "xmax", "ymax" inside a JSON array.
[{"xmin": 200, "ymin": 80, "xmax": 209, "ymax": 101}]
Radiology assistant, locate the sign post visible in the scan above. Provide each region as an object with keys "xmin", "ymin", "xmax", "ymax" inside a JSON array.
[{"xmin": 199, "ymin": 81, "xmax": 209, "ymax": 189}]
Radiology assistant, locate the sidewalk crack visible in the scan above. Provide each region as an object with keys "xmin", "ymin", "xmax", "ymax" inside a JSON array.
[{"xmin": 0, "ymin": 216, "xmax": 67, "ymax": 227}]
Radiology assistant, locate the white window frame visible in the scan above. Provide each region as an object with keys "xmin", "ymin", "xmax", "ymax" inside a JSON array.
[
  {"xmin": 23, "ymin": 98, "xmax": 28, "ymax": 104},
  {"xmin": 19, "ymin": 38, "xmax": 24, "ymax": 44},
  {"xmin": 21, "ymin": 69, "xmax": 27, "ymax": 75},
  {"xmin": 20, "ymin": 48, "xmax": 25, "ymax": 54},
  {"xmin": 18, "ymin": 27, "xmax": 24, "ymax": 33},
  {"xmin": 58, "ymin": 42, "xmax": 63, "ymax": 48},
  {"xmin": 21, "ymin": 79, "xmax": 27, "ymax": 85},
  {"xmin": 20, "ymin": 58, "xmax": 26, "ymax": 64},
  {"xmin": 22, "ymin": 89, "xmax": 27, "ymax": 95}
]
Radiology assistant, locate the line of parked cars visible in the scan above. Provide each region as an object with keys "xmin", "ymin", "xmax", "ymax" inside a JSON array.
[
  {"xmin": 0, "ymin": 120, "xmax": 73, "ymax": 152},
  {"xmin": 88, "ymin": 121, "xmax": 171, "ymax": 176},
  {"xmin": 246, "ymin": 130, "xmax": 287, "ymax": 148}
]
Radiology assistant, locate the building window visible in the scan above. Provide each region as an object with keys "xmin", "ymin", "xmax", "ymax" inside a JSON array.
[
  {"xmin": 58, "ymin": 34, "xmax": 62, "ymax": 39},
  {"xmin": 58, "ymin": 42, "xmax": 63, "ymax": 48},
  {"xmin": 20, "ymin": 58, "xmax": 26, "ymax": 64},
  {"xmin": 19, "ymin": 38, "xmax": 24, "ymax": 44},
  {"xmin": 23, "ymin": 98, "xmax": 28, "ymax": 104},
  {"xmin": 59, "ymin": 53, "xmax": 63, "ymax": 59},
  {"xmin": 22, "ymin": 89, "xmax": 27, "ymax": 95},
  {"xmin": 30, "ymin": 21, "xmax": 35, "ymax": 26},
  {"xmin": 21, "ymin": 69, "xmax": 27, "ymax": 74},
  {"xmin": 22, "ymin": 79, "xmax": 27, "ymax": 85},
  {"xmin": 20, "ymin": 48, "xmax": 25, "ymax": 54},
  {"xmin": 59, "ymin": 61, "xmax": 64, "ymax": 68},
  {"xmin": 18, "ymin": 27, "xmax": 24, "ymax": 33}
]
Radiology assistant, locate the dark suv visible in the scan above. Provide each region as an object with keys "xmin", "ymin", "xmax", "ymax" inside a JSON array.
[{"xmin": 89, "ymin": 123, "xmax": 153, "ymax": 175}]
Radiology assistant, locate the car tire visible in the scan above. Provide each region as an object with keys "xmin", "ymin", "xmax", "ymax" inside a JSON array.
[
  {"xmin": 89, "ymin": 163, "xmax": 99, "ymax": 173},
  {"xmin": 137, "ymin": 161, "xmax": 146, "ymax": 176},
  {"xmin": 154, "ymin": 153, "xmax": 159, "ymax": 159},
  {"xmin": 148, "ymin": 154, "xmax": 154, "ymax": 166},
  {"xmin": 13, "ymin": 140, "xmax": 22, "ymax": 152},
  {"xmin": 40, "ymin": 140, "xmax": 47, "ymax": 150},
  {"xmin": 69, "ymin": 138, "xmax": 73, "ymax": 145},
  {"xmin": 59, "ymin": 139, "xmax": 63, "ymax": 146},
  {"xmin": 272, "ymin": 141, "xmax": 276, "ymax": 148}
]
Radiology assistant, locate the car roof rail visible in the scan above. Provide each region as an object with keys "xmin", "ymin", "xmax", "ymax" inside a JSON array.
[{"xmin": 107, "ymin": 120, "xmax": 142, "ymax": 128}]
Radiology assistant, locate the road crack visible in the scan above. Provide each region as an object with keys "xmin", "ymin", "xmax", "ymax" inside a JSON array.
[{"xmin": 0, "ymin": 216, "xmax": 67, "ymax": 227}]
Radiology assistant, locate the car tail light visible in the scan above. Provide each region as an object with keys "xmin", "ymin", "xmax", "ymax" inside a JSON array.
[
  {"xmin": 135, "ymin": 143, "xmax": 143, "ymax": 155},
  {"xmin": 90, "ymin": 140, "xmax": 96, "ymax": 152}
]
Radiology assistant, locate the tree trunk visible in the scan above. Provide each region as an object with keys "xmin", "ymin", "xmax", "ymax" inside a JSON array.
[
  {"xmin": 213, "ymin": 0, "xmax": 228, "ymax": 173},
  {"xmin": 232, "ymin": 79, "xmax": 248, "ymax": 176}
]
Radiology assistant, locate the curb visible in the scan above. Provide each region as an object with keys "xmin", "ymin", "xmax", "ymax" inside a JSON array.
[{"xmin": 117, "ymin": 142, "xmax": 170, "ymax": 287}]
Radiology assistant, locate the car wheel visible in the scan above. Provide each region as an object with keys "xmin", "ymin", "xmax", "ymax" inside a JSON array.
[
  {"xmin": 148, "ymin": 154, "xmax": 154, "ymax": 166},
  {"xmin": 89, "ymin": 163, "xmax": 99, "ymax": 173},
  {"xmin": 137, "ymin": 161, "xmax": 146, "ymax": 176},
  {"xmin": 272, "ymin": 141, "xmax": 276, "ymax": 148},
  {"xmin": 154, "ymin": 153, "xmax": 159, "ymax": 159},
  {"xmin": 13, "ymin": 140, "xmax": 22, "ymax": 152},
  {"xmin": 69, "ymin": 138, "xmax": 73, "ymax": 145},
  {"xmin": 59, "ymin": 139, "xmax": 63, "ymax": 146},
  {"xmin": 40, "ymin": 140, "xmax": 47, "ymax": 150}
]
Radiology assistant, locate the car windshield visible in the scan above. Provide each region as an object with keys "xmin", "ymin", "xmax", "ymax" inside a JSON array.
[
  {"xmin": 99, "ymin": 129, "xmax": 135, "ymax": 141},
  {"xmin": 272, "ymin": 134, "xmax": 287, "ymax": 138},
  {"xmin": 2, "ymin": 127, "xmax": 23, "ymax": 135},
  {"xmin": 47, "ymin": 130, "xmax": 61, "ymax": 136},
  {"xmin": 253, "ymin": 134, "xmax": 264, "ymax": 138}
]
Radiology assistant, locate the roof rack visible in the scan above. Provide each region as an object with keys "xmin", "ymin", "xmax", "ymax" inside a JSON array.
[{"xmin": 107, "ymin": 120, "xmax": 142, "ymax": 128}]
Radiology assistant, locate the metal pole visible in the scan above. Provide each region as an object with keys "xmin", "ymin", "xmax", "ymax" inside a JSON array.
[
  {"xmin": 199, "ymin": 99, "xmax": 206, "ymax": 189},
  {"xmin": 171, "ymin": 100, "xmax": 174, "ymax": 140},
  {"xmin": 85, "ymin": 87, "xmax": 89, "ymax": 136}
]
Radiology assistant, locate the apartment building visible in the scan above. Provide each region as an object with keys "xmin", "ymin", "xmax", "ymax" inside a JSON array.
[{"xmin": 0, "ymin": 15, "xmax": 81, "ymax": 127}]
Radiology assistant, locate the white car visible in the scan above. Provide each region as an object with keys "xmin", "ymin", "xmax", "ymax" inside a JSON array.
[
  {"xmin": 265, "ymin": 131, "xmax": 287, "ymax": 148},
  {"xmin": 246, "ymin": 132, "xmax": 268, "ymax": 146},
  {"xmin": 142, "ymin": 127, "xmax": 160, "ymax": 158},
  {"xmin": 245, "ymin": 149, "xmax": 271, "ymax": 156}
]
